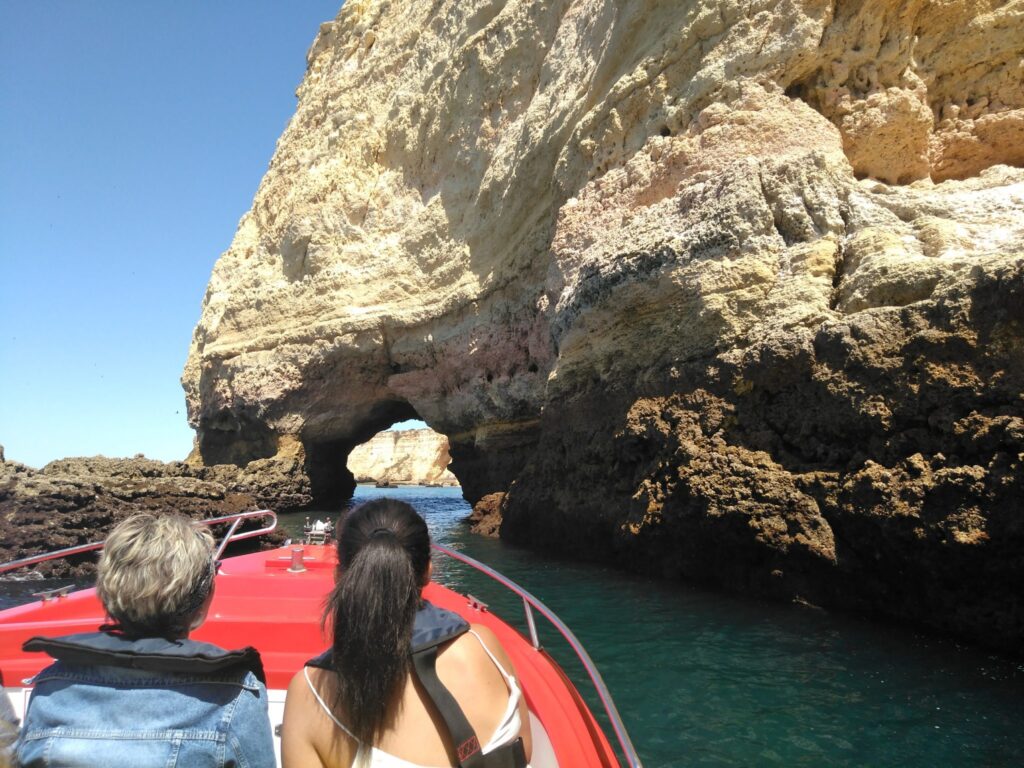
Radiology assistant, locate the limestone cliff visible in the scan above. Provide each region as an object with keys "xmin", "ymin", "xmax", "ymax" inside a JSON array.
[
  {"xmin": 184, "ymin": 0, "xmax": 1024, "ymax": 650},
  {"xmin": 347, "ymin": 428, "xmax": 458, "ymax": 485}
]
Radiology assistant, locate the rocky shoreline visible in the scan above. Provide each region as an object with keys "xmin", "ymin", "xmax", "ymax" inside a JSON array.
[
  {"xmin": 0, "ymin": 455, "xmax": 298, "ymax": 577},
  {"xmin": 502, "ymin": 260, "xmax": 1024, "ymax": 654},
  {"xmin": 466, "ymin": 492, "xmax": 506, "ymax": 539}
]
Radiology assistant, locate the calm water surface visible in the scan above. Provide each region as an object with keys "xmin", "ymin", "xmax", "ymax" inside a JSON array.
[
  {"xmin": 3, "ymin": 485, "xmax": 1021, "ymax": 766},
  {"xmin": 329, "ymin": 487, "xmax": 1023, "ymax": 768}
]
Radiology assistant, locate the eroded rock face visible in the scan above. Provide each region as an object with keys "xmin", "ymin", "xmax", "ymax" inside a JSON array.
[
  {"xmin": 0, "ymin": 457, "xmax": 288, "ymax": 576},
  {"xmin": 347, "ymin": 428, "xmax": 458, "ymax": 485},
  {"xmin": 467, "ymin": 492, "xmax": 506, "ymax": 538},
  {"xmin": 184, "ymin": 1, "xmax": 1023, "ymax": 649},
  {"xmin": 506, "ymin": 261, "xmax": 1024, "ymax": 650}
]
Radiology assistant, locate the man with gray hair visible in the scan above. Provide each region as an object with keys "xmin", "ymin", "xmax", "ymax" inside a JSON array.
[{"xmin": 15, "ymin": 513, "xmax": 274, "ymax": 767}]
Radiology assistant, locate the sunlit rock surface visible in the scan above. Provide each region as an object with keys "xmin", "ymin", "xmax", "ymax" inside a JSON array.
[
  {"xmin": 347, "ymin": 428, "xmax": 458, "ymax": 485},
  {"xmin": 184, "ymin": 0, "xmax": 1024, "ymax": 649},
  {"xmin": 467, "ymin": 492, "xmax": 506, "ymax": 539}
]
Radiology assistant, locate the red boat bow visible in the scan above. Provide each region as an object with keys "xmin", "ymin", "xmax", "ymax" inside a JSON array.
[{"xmin": 1, "ymin": 528, "xmax": 638, "ymax": 767}]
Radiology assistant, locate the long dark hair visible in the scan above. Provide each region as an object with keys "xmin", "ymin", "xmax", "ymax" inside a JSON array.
[{"xmin": 324, "ymin": 498, "xmax": 431, "ymax": 744}]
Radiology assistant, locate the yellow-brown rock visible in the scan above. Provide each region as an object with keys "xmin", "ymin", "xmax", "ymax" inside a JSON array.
[
  {"xmin": 467, "ymin": 492, "xmax": 506, "ymax": 538},
  {"xmin": 184, "ymin": 1, "xmax": 1024, "ymax": 650},
  {"xmin": 346, "ymin": 428, "xmax": 458, "ymax": 486}
]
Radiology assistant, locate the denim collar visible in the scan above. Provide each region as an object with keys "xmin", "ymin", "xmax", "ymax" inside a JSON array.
[{"xmin": 23, "ymin": 630, "xmax": 266, "ymax": 684}]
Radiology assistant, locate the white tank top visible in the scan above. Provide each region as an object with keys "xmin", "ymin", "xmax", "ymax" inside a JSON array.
[{"xmin": 304, "ymin": 630, "xmax": 528, "ymax": 768}]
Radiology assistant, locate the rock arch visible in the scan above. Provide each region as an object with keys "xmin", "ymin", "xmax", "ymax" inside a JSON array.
[
  {"xmin": 183, "ymin": 0, "xmax": 1024, "ymax": 651},
  {"xmin": 302, "ymin": 399, "xmax": 421, "ymax": 507}
]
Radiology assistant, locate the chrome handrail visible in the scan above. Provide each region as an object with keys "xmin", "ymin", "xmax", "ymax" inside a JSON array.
[
  {"xmin": 0, "ymin": 510, "xmax": 278, "ymax": 576},
  {"xmin": 431, "ymin": 543, "xmax": 643, "ymax": 768}
]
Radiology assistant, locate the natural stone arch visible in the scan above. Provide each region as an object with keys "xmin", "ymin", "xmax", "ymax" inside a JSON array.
[
  {"xmin": 182, "ymin": 0, "xmax": 1024, "ymax": 652},
  {"xmin": 302, "ymin": 399, "xmax": 421, "ymax": 509}
]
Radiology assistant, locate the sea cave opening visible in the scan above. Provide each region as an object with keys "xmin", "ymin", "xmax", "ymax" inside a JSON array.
[
  {"xmin": 302, "ymin": 401, "xmax": 459, "ymax": 510},
  {"xmin": 346, "ymin": 419, "xmax": 459, "ymax": 489}
]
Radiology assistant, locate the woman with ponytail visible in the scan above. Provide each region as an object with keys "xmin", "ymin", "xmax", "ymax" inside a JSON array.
[{"xmin": 282, "ymin": 498, "xmax": 532, "ymax": 768}]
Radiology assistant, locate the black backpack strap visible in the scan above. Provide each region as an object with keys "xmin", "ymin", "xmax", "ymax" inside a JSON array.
[
  {"xmin": 413, "ymin": 645, "xmax": 485, "ymax": 767},
  {"xmin": 485, "ymin": 738, "xmax": 528, "ymax": 768},
  {"xmin": 411, "ymin": 645, "xmax": 527, "ymax": 768}
]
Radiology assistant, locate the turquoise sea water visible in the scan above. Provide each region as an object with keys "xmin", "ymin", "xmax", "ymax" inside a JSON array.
[
  {"xmin": 3, "ymin": 486, "xmax": 1022, "ymax": 766},
  {"xmin": 319, "ymin": 486, "xmax": 1022, "ymax": 768}
]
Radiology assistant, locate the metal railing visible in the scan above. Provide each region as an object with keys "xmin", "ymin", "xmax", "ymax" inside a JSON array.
[
  {"xmin": 0, "ymin": 510, "xmax": 278, "ymax": 576},
  {"xmin": 431, "ymin": 542, "xmax": 643, "ymax": 768},
  {"xmin": 0, "ymin": 516, "xmax": 638, "ymax": 764}
]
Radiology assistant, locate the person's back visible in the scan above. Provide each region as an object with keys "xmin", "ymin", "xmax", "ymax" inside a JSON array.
[
  {"xmin": 18, "ymin": 654, "xmax": 268, "ymax": 767},
  {"xmin": 290, "ymin": 623, "xmax": 524, "ymax": 767},
  {"xmin": 0, "ymin": 673, "xmax": 16, "ymax": 768},
  {"xmin": 15, "ymin": 513, "xmax": 275, "ymax": 768},
  {"xmin": 282, "ymin": 498, "xmax": 532, "ymax": 768}
]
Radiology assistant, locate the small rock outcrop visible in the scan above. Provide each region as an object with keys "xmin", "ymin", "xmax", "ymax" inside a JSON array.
[
  {"xmin": 181, "ymin": 1, "xmax": 1023, "ymax": 650},
  {"xmin": 467, "ymin": 492, "xmax": 506, "ymax": 539},
  {"xmin": 347, "ymin": 429, "xmax": 458, "ymax": 486},
  {"xmin": 0, "ymin": 457, "xmax": 287, "ymax": 577}
]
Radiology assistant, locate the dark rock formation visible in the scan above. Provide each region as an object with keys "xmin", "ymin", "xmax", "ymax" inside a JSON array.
[
  {"xmin": 504, "ymin": 261, "xmax": 1024, "ymax": 652},
  {"xmin": 0, "ymin": 457, "xmax": 288, "ymax": 578}
]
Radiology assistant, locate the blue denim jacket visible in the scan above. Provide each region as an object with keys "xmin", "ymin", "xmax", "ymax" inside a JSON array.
[{"xmin": 16, "ymin": 632, "xmax": 275, "ymax": 767}]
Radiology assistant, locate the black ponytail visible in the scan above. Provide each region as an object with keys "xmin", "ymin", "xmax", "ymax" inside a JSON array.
[{"xmin": 324, "ymin": 498, "xmax": 431, "ymax": 744}]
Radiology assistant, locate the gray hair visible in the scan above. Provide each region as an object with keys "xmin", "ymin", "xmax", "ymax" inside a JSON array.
[{"xmin": 96, "ymin": 513, "xmax": 215, "ymax": 637}]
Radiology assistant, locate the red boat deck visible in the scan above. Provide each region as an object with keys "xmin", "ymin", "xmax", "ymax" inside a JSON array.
[{"xmin": 0, "ymin": 544, "xmax": 618, "ymax": 767}]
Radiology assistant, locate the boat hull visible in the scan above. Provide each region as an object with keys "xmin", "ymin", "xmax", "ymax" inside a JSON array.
[{"xmin": 0, "ymin": 544, "xmax": 617, "ymax": 767}]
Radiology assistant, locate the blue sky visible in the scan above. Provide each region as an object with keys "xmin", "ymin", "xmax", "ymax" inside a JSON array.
[{"xmin": 0, "ymin": 2, "xmax": 424, "ymax": 468}]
